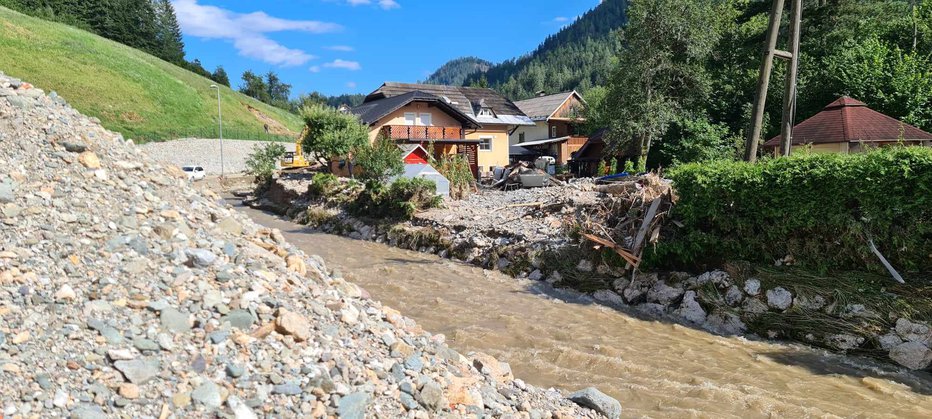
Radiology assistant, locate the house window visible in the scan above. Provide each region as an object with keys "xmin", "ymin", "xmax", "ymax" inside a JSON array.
[
  {"xmin": 479, "ymin": 136, "xmax": 493, "ymax": 151},
  {"xmin": 418, "ymin": 113, "xmax": 432, "ymax": 126},
  {"xmin": 404, "ymin": 112, "xmax": 417, "ymax": 126},
  {"xmin": 478, "ymin": 108, "xmax": 494, "ymax": 117},
  {"xmin": 551, "ymin": 125, "xmax": 558, "ymax": 138},
  {"xmin": 519, "ymin": 132, "xmax": 525, "ymax": 143}
]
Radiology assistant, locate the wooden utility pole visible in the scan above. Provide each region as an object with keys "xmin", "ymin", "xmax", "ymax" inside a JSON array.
[
  {"xmin": 744, "ymin": 0, "xmax": 803, "ymax": 162},
  {"xmin": 779, "ymin": 0, "xmax": 802, "ymax": 157}
]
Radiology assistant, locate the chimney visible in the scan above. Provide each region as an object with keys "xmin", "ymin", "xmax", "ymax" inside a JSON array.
[{"xmin": 536, "ymin": 90, "xmax": 547, "ymax": 97}]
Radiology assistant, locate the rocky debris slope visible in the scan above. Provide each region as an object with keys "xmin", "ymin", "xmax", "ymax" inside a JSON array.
[{"xmin": 0, "ymin": 72, "xmax": 611, "ymax": 418}]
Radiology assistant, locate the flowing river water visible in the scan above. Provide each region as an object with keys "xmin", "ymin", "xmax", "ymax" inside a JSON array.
[{"xmin": 232, "ymin": 202, "xmax": 932, "ymax": 418}]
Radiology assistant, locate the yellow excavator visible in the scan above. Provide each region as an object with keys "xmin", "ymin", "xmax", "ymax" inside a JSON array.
[{"xmin": 280, "ymin": 127, "xmax": 311, "ymax": 170}]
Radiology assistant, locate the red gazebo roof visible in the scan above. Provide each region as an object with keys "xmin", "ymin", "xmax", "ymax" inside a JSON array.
[{"xmin": 764, "ymin": 96, "xmax": 932, "ymax": 147}]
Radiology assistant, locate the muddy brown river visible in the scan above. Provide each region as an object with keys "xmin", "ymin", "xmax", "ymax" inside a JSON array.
[{"xmin": 234, "ymin": 203, "xmax": 932, "ymax": 418}]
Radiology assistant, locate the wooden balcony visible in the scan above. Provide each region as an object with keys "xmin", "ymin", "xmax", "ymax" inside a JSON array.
[{"xmin": 381, "ymin": 125, "xmax": 464, "ymax": 141}]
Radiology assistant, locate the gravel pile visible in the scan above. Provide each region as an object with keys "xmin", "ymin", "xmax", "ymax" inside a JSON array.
[
  {"xmin": 417, "ymin": 181, "xmax": 601, "ymax": 245},
  {"xmin": 0, "ymin": 72, "xmax": 613, "ymax": 418},
  {"xmin": 141, "ymin": 138, "xmax": 296, "ymax": 175}
]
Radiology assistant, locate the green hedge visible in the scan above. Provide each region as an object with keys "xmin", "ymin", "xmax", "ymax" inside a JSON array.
[{"xmin": 646, "ymin": 147, "xmax": 932, "ymax": 274}]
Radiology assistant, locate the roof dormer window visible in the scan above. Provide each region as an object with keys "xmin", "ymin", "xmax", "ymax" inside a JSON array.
[{"xmin": 478, "ymin": 107, "xmax": 495, "ymax": 118}]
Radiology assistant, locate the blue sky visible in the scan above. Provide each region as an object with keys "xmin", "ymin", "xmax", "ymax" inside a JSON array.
[{"xmin": 173, "ymin": 0, "xmax": 601, "ymax": 97}]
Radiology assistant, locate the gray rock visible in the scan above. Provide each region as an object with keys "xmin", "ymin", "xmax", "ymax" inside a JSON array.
[
  {"xmin": 226, "ymin": 363, "xmax": 245, "ymax": 378},
  {"xmin": 673, "ymin": 291, "xmax": 706, "ymax": 324},
  {"xmin": 742, "ymin": 298, "xmax": 769, "ymax": 314},
  {"xmin": 879, "ymin": 333, "xmax": 904, "ymax": 350},
  {"xmin": 0, "ymin": 180, "xmax": 12, "ymax": 204},
  {"xmin": 417, "ymin": 381, "xmax": 444, "ymax": 410},
  {"xmin": 62, "ymin": 141, "xmax": 88, "ymax": 153},
  {"xmin": 160, "ymin": 308, "xmax": 192, "ymax": 333},
  {"xmin": 222, "ymin": 310, "xmax": 256, "ymax": 329},
  {"xmin": 895, "ymin": 318, "xmax": 932, "ymax": 346},
  {"xmin": 528, "ymin": 269, "xmax": 543, "ymax": 281},
  {"xmin": 743, "ymin": 278, "xmax": 761, "ymax": 296},
  {"xmin": 794, "ymin": 294, "xmax": 826, "ymax": 311},
  {"xmin": 70, "ymin": 405, "xmax": 107, "ymax": 419},
  {"xmin": 272, "ymin": 382, "xmax": 302, "ymax": 395},
  {"xmin": 724, "ymin": 285, "xmax": 744, "ymax": 307},
  {"xmin": 133, "ymin": 338, "xmax": 161, "ymax": 352},
  {"xmin": 208, "ymin": 330, "xmax": 229, "ymax": 344},
  {"xmin": 185, "ymin": 248, "xmax": 217, "ymax": 268},
  {"xmin": 703, "ymin": 311, "xmax": 747, "ymax": 336},
  {"xmin": 568, "ymin": 387, "xmax": 621, "ymax": 419},
  {"xmin": 698, "ymin": 270, "xmax": 732, "ymax": 289},
  {"xmin": 765, "ymin": 287, "xmax": 793, "ymax": 311},
  {"xmin": 646, "ymin": 281, "xmax": 684, "ymax": 306},
  {"xmin": 192, "ymin": 381, "xmax": 222, "ymax": 409},
  {"xmin": 339, "ymin": 392, "xmax": 370, "ymax": 419},
  {"xmin": 889, "ymin": 341, "xmax": 932, "ymax": 370},
  {"xmin": 6, "ymin": 96, "xmax": 33, "ymax": 109},
  {"xmin": 826, "ymin": 334, "xmax": 864, "ymax": 351},
  {"xmin": 113, "ymin": 359, "xmax": 160, "ymax": 384}
]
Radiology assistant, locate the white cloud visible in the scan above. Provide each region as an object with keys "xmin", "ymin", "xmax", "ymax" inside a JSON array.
[
  {"xmin": 326, "ymin": 45, "xmax": 355, "ymax": 52},
  {"xmin": 172, "ymin": 0, "xmax": 340, "ymax": 67},
  {"xmin": 346, "ymin": 82, "xmax": 358, "ymax": 89},
  {"xmin": 343, "ymin": 0, "xmax": 399, "ymax": 10},
  {"xmin": 324, "ymin": 59, "xmax": 362, "ymax": 71},
  {"xmin": 553, "ymin": 16, "xmax": 569, "ymax": 22}
]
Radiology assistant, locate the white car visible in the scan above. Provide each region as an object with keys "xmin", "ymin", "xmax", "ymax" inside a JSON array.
[{"xmin": 182, "ymin": 165, "xmax": 206, "ymax": 181}]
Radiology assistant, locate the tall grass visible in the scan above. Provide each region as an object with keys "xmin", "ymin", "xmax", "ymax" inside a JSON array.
[{"xmin": 0, "ymin": 6, "xmax": 302, "ymax": 143}]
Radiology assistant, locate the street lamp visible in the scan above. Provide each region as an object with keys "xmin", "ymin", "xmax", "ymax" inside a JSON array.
[{"xmin": 210, "ymin": 84, "xmax": 224, "ymax": 178}]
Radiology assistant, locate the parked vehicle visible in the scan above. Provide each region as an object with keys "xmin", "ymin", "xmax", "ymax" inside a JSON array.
[{"xmin": 182, "ymin": 165, "xmax": 206, "ymax": 181}]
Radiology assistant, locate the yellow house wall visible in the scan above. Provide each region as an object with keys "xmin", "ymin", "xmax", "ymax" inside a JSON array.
[
  {"xmin": 467, "ymin": 126, "xmax": 511, "ymax": 171},
  {"xmin": 366, "ymin": 103, "xmax": 463, "ymax": 142}
]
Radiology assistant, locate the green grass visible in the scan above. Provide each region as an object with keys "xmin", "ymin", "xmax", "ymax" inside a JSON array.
[{"xmin": 0, "ymin": 6, "xmax": 303, "ymax": 143}]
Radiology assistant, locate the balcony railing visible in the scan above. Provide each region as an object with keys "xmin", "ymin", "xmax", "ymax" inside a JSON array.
[{"xmin": 381, "ymin": 125, "xmax": 464, "ymax": 140}]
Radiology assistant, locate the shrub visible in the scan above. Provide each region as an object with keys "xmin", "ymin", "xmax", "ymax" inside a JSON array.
[
  {"xmin": 245, "ymin": 142, "xmax": 286, "ymax": 183},
  {"xmin": 308, "ymin": 173, "xmax": 340, "ymax": 199},
  {"xmin": 646, "ymin": 147, "xmax": 932, "ymax": 274},
  {"xmin": 428, "ymin": 150, "xmax": 474, "ymax": 199},
  {"xmin": 300, "ymin": 104, "xmax": 369, "ymax": 167},
  {"xmin": 349, "ymin": 177, "xmax": 441, "ymax": 220},
  {"xmin": 355, "ymin": 137, "xmax": 403, "ymax": 183}
]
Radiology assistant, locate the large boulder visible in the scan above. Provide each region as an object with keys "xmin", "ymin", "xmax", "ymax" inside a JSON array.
[
  {"xmin": 646, "ymin": 281, "xmax": 684, "ymax": 306},
  {"xmin": 889, "ymin": 341, "xmax": 932, "ymax": 370},
  {"xmin": 673, "ymin": 291, "xmax": 707, "ymax": 325},
  {"xmin": 568, "ymin": 387, "xmax": 621, "ymax": 419}
]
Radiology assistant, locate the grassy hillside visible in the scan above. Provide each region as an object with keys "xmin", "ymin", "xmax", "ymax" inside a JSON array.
[{"xmin": 0, "ymin": 6, "xmax": 302, "ymax": 143}]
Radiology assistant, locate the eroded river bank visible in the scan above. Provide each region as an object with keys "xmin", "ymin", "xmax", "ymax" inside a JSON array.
[{"xmin": 232, "ymin": 201, "xmax": 932, "ymax": 418}]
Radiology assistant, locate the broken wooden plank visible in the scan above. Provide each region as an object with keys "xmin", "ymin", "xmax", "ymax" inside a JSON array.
[
  {"xmin": 631, "ymin": 197, "xmax": 663, "ymax": 254},
  {"xmin": 581, "ymin": 233, "xmax": 641, "ymax": 266},
  {"xmin": 867, "ymin": 237, "xmax": 905, "ymax": 284}
]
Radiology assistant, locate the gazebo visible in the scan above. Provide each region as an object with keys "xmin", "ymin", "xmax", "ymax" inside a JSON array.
[{"xmin": 764, "ymin": 96, "xmax": 932, "ymax": 155}]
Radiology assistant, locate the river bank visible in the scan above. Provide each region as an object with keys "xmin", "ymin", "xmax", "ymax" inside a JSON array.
[
  {"xmin": 0, "ymin": 73, "xmax": 608, "ymax": 418},
  {"xmin": 230, "ymin": 198, "xmax": 932, "ymax": 418},
  {"xmin": 247, "ymin": 173, "xmax": 932, "ymax": 373}
]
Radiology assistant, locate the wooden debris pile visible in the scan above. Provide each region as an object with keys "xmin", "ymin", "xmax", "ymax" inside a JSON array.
[{"xmin": 574, "ymin": 173, "xmax": 676, "ymax": 270}]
